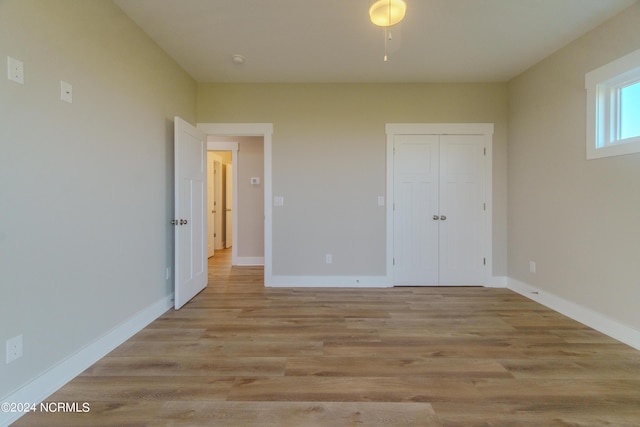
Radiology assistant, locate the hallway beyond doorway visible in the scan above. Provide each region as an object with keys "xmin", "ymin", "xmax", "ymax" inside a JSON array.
[{"xmin": 208, "ymin": 248, "xmax": 264, "ymax": 292}]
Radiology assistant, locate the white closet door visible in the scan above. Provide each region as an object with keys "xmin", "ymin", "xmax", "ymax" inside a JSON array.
[
  {"xmin": 439, "ymin": 135, "xmax": 485, "ymax": 285},
  {"xmin": 393, "ymin": 135, "xmax": 440, "ymax": 285},
  {"xmin": 392, "ymin": 134, "xmax": 485, "ymax": 286}
]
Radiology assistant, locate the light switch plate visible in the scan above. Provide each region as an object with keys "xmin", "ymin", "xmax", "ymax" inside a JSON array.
[
  {"xmin": 274, "ymin": 196, "xmax": 284, "ymax": 206},
  {"xmin": 60, "ymin": 81, "xmax": 72, "ymax": 103}
]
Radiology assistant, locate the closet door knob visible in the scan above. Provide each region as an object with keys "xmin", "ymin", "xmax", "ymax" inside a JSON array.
[
  {"xmin": 440, "ymin": 215, "xmax": 447, "ymax": 221},
  {"xmin": 433, "ymin": 215, "xmax": 440, "ymax": 220}
]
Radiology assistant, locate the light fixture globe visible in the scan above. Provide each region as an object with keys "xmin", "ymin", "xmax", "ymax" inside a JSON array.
[{"xmin": 369, "ymin": 0, "xmax": 407, "ymax": 27}]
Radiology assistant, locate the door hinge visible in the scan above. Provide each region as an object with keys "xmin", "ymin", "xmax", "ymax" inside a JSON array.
[
  {"xmin": 483, "ymin": 257, "xmax": 486, "ymax": 265},
  {"xmin": 483, "ymin": 202, "xmax": 486, "ymax": 211},
  {"xmin": 484, "ymin": 147, "xmax": 486, "ymax": 155},
  {"xmin": 393, "ymin": 258, "xmax": 396, "ymax": 266}
]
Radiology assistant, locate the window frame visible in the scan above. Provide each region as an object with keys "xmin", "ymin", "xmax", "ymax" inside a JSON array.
[{"xmin": 585, "ymin": 48, "xmax": 640, "ymax": 160}]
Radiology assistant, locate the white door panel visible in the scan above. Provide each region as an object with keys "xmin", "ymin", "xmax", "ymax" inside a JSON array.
[
  {"xmin": 174, "ymin": 117, "xmax": 207, "ymax": 309},
  {"xmin": 393, "ymin": 135, "xmax": 439, "ymax": 285},
  {"xmin": 207, "ymin": 154, "xmax": 215, "ymax": 258},
  {"xmin": 213, "ymin": 159, "xmax": 224, "ymax": 250},
  {"xmin": 225, "ymin": 164, "xmax": 233, "ymax": 248},
  {"xmin": 439, "ymin": 135, "xmax": 484, "ymax": 284}
]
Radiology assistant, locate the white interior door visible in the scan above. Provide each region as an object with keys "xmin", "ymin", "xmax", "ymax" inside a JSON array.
[
  {"xmin": 225, "ymin": 163, "xmax": 233, "ymax": 248},
  {"xmin": 207, "ymin": 153, "xmax": 215, "ymax": 258},
  {"xmin": 439, "ymin": 135, "xmax": 485, "ymax": 285},
  {"xmin": 393, "ymin": 134, "xmax": 485, "ymax": 286},
  {"xmin": 174, "ymin": 117, "xmax": 207, "ymax": 309},
  {"xmin": 213, "ymin": 159, "xmax": 224, "ymax": 250},
  {"xmin": 393, "ymin": 135, "xmax": 439, "ymax": 285},
  {"xmin": 207, "ymin": 154, "xmax": 224, "ymax": 252}
]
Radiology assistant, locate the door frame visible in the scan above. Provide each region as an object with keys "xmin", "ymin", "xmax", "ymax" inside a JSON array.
[
  {"xmin": 198, "ymin": 123, "xmax": 273, "ymax": 286},
  {"xmin": 386, "ymin": 123, "xmax": 494, "ymax": 286}
]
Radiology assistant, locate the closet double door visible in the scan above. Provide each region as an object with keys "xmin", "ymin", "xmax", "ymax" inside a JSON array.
[{"xmin": 393, "ymin": 134, "xmax": 485, "ymax": 286}]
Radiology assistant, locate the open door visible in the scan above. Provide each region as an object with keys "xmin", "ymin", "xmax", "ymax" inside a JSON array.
[
  {"xmin": 174, "ymin": 117, "xmax": 207, "ymax": 309},
  {"xmin": 207, "ymin": 153, "xmax": 215, "ymax": 258},
  {"xmin": 225, "ymin": 164, "xmax": 233, "ymax": 248}
]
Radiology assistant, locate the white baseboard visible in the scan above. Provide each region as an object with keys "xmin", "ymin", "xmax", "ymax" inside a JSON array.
[
  {"xmin": 234, "ymin": 256, "xmax": 264, "ymax": 266},
  {"xmin": 268, "ymin": 275, "xmax": 509, "ymax": 288},
  {"xmin": 487, "ymin": 276, "xmax": 508, "ymax": 288},
  {"xmin": 269, "ymin": 275, "xmax": 391, "ymax": 288},
  {"xmin": 0, "ymin": 295, "xmax": 173, "ymax": 427},
  {"xmin": 508, "ymin": 278, "xmax": 640, "ymax": 351}
]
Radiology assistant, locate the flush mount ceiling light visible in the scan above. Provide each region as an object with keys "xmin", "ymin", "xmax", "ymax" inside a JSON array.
[
  {"xmin": 369, "ymin": 0, "xmax": 407, "ymax": 27},
  {"xmin": 232, "ymin": 54, "xmax": 245, "ymax": 64},
  {"xmin": 369, "ymin": 0, "xmax": 407, "ymax": 62}
]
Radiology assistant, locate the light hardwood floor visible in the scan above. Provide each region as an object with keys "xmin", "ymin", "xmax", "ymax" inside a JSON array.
[{"xmin": 15, "ymin": 249, "xmax": 640, "ymax": 426}]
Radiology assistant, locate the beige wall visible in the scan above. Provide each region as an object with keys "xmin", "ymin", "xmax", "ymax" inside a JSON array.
[
  {"xmin": 198, "ymin": 83, "xmax": 508, "ymax": 277},
  {"xmin": 0, "ymin": 0, "xmax": 196, "ymax": 398},
  {"xmin": 209, "ymin": 136, "xmax": 265, "ymax": 258},
  {"xmin": 507, "ymin": 3, "xmax": 640, "ymax": 329}
]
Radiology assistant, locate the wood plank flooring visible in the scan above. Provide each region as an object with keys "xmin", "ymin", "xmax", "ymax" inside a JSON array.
[{"xmin": 14, "ymin": 249, "xmax": 640, "ymax": 426}]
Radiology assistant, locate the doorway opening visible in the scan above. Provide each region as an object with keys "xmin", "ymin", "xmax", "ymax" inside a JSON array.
[
  {"xmin": 207, "ymin": 136, "xmax": 264, "ymax": 268},
  {"xmin": 198, "ymin": 122, "xmax": 273, "ymax": 286}
]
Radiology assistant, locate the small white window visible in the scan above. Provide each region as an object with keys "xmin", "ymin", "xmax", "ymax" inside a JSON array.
[{"xmin": 586, "ymin": 49, "xmax": 640, "ymax": 159}]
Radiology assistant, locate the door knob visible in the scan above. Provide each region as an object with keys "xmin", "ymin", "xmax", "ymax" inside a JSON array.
[
  {"xmin": 440, "ymin": 215, "xmax": 447, "ymax": 220},
  {"xmin": 433, "ymin": 215, "xmax": 439, "ymax": 220},
  {"xmin": 170, "ymin": 219, "xmax": 178, "ymax": 225}
]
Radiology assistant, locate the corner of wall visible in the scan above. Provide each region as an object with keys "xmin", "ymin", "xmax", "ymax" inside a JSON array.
[{"xmin": 507, "ymin": 277, "xmax": 640, "ymax": 351}]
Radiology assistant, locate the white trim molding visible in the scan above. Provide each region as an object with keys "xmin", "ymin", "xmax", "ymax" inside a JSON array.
[
  {"xmin": 508, "ymin": 278, "xmax": 640, "ymax": 351},
  {"xmin": 0, "ymin": 296, "xmax": 172, "ymax": 427},
  {"xmin": 206, "ymin": 140, "xmax": 238, "ymax": 151},
  {"xmin": 270, "ymin": 275, "xmax": 391, "ymax": 288},
  {"xmin": 198, "ymin": 123, "xmax": 274, "ymax": 285},
  {"xmin": 487, "ymin": 276, "xmax": 508, "ymax": 288},
  {"xmin": 236, "ymin": 256, "xmax": 265, "ymax": 266}
]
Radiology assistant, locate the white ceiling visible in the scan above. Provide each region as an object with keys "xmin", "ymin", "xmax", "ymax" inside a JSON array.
[{"xmin": 114, "ymin": 0, "xmax": 637, "ymax": 83}]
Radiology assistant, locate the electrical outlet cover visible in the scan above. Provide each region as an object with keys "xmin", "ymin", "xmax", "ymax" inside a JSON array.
[
  {"xmin": 6, "ymin": 335, "xmax": 23, "ymax": 364},
  {"xmin": 7, "ymin": 56, "xmax": 24, "ymax": 84}
]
